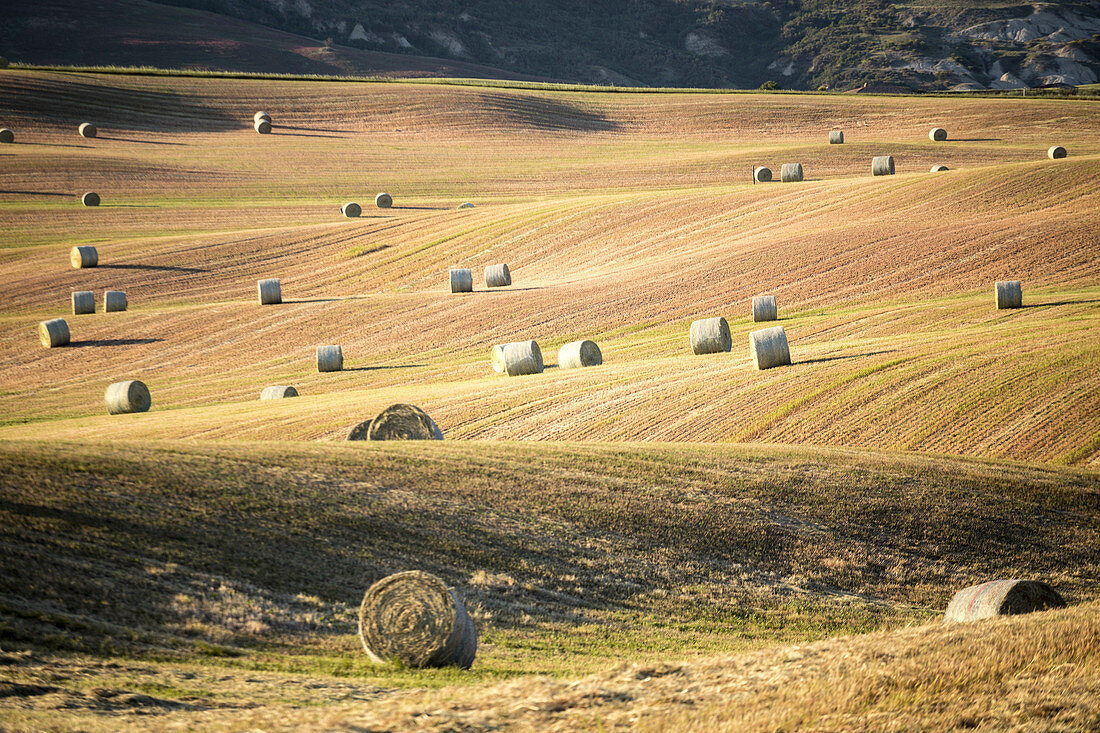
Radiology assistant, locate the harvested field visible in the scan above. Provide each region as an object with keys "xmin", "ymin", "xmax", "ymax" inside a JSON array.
[
  {"xmin": 0, "ymin": 439, "xmax": 1097, "ymax": 729},
  {"xmin": 0, "ymin": 69, "xmax": 1098, "ymax": 729},
  {"xmin": 0, "ymin": 77, "xmax": 1096, "ymax": 459}
]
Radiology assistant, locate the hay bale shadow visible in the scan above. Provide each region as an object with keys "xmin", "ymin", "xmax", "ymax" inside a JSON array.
[
  {"xmin": 797, "ymin": 349, "xmax": 897, "ymax": 365},
  {"xmin": 70, "ymin": 338, "xmax": 164, "ymax": 348},
  {"xmin": 100, "ymin": 264, "xmax": 210, "ymax": 274}
]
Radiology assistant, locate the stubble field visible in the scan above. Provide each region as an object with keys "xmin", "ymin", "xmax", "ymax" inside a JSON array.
[{"xmin": 0, "ymin": 70, "xmax": 1098, "ymax": 730}]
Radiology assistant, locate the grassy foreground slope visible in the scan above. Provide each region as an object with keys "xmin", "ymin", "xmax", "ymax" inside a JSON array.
[
  {"xmin": 0, "ymin": 439, "xmax": 1097, "ymax": 729},
  {"xmin": 204, "ymin": 602, "xmax": 1100, "ymax": 731},
  {"xmin": 0, "ymin": 71, "xmax": 1098, "ymax": 463}
]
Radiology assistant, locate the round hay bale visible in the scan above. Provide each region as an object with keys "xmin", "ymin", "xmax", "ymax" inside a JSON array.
[
  {"xmin": 749, "ymin": 325, "xmax": 791, "ymax": 370},
  {"xmin": 346, "ymin": 419, "xmax": 373, "ymax": 440},
  {"xmin": 254, "ymin": 111, "xmax": 272, "ymax": 124},
  {"xmin": 944, "ymin": 580, "xmax": 1065, "ymax": 623},
  {"xmin": 829, "ymin": 130, "xmax": 844, "ymax": 144},
  {"xmin": 358, "ymin": 570, "xmax": 477, "ymax": 669},
  {"xmin": 71, "ymin": 291, "xmax": 95, "ymax": 315},
  {"xmin": 82, "ymin": 192, "xmax": 100, "ymax": 207},
  {"xmin": 930, "ymin": 164, "xmax": 949, "ymax": 172},
  {"xmin": 753, "ymin": 166, "xmax": 772, "ymax": 183},
  {"xmin": 871, "ymin": 156, "xmax": 895, "ymax": 176},
  {"xmin": 375, "ymin": 192, "xmax": 393, "ymax": 209},
  {"xmin": 362, "ymin": 404, "xmax": 443, "ymax": 441},
  {"xmin": 342, "ymin": 202, "xmax": 362, "ymax": 218},
  {"xmin": 502, "ymin": 340, "xmax": 543, "ymax": 376},
  {"xmin": 458, "ymin": 202, "xmax": 475, "ymax": 209},
  {"xmin": 317, "ymin": 345, "xmax": 343, "ymax": 372},
  {"xmin": 780, "ymin": 163, "xmax": 804, "ymax": 183},
  {"xmin": 929, "ymin": 127, "xmax": 947, "ymax": 142},
  {"xmin": 105, "ymin": 380, "xmax": 151, "ymax": 415},
  {"xmin": 257, "ymin": 278, "xmax": 282, "ymax": 305},
  {"xmin": 104, "ymin": 290, "xmax": 127, "ymax": 312},
  {"xmin": 490, "ymin": 344, "xmax": 506, "ymax": 373},
  {"xmin": 260, "ymin": 385, "xmax": 298, "ymax": 400},
  {"xmin": 558, "ymin": 339, "xmax": 602, "ymax": 369},
  {"xmin": 39, "ymin": 318, "xmax": 70, "ymax": 348},
  {"xmin": 0, "ymin": 128, "xmax": 13, "ymax": 143},
  {"xmin": 689, "ymin": 317, "xmax": 731, "ymax": 355},
  {"xmin": 484, "ymin": 263, "xmax": 511, "ymax": 288},
  {"xmin": 752, "ymin": 295, "xmax": 777, "ymax": 322},
  {"xmin": 70, "ymin": 245, "xmax": 98, "ymax": 269},
  {"xmin": 254, "ymin": 119, "xmax": 272, "ymax": 134},
  {"xmin": 450, "ymin": 268, "xmax": 473, "ymax": 293},
  {"xmin": 78, "ymin": 122, "xmax": 97, "ymax": 138},
  {"xmin": 1048, "ymin": 145, "xmax": 1067, "ymax": 159},
  {"xmin": 995, "ymin": 280, "xmax": 1022, "ymax": 309}
]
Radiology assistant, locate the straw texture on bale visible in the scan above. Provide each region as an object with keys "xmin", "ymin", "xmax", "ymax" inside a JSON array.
[
  {"xmin": 70, "ymin": 245, "xmax": 98, "ymax": 269},
  {"xmin": 82, "ymin": 192, "xmax": 100, "ymax": 207},
  {"xmin": 257, "ymin": 278, "xmax": 282, "ymax": 305},
  {"xmin": 490, "ymin": 344, "xmax": 506, "ymax": 373},
  {"xmin": 558, "ymin": 339, "xmax": 602, "ymax": 369},
  {"xmin": 829, "ymin": 130, "xmax": 844, "ymax": 144},
  {"xmin": 944, "ymin": 580, "xmax": 1065, "ymax": 623},
  {"xmin": 995, "ymin": 280, "xmax": 1022, "ymax": 309},
  {"xmin": 39, "ymin": 318, "xmax": 70, "ymax": 348},
  {"xmin": 872, "ymin": 156, "xmax": 895, "ymax": 176},
  {"xmin": 502, "ymin": 340, "xmax": 544, "ymax": 376},
  {"xmin": 346, "ymin": 419, "xmax": 374, "ymax": 440},
  {"xmin": 929, "ymin": 127, "xmax": 947, "ymax": 141},
  {"xmin": 72, "ymin": 291, "xmax": 94, "ymax": 315},
  {"xmin": 1048, "ymin": 145, "xmax": 1067, "ymax": 159},
  {"xmin": 450, "ymin": 268, "xmax": 473, "ymax": 293},
  {"xmin": 375, "ymin": 192, "xmax": 393, "ymax": 208},
  {"xmin": 752, "ymin": 295, "xmax": 777, "ymax": 322},
  {"xmin": 105, "ymin": 380, "xmax": 151, "ymax": 415},
  {"xmin": 780, "ymin": 163, "xmax": 804, "ymax": 182},
  {"xmin": 104, "ymin": 291, "xmax": 127, "ymax": 312},
  {"xmin": 260, "ymin": 385, "xmax": 298, "ymax": 400},
  {"xmin": 750, "ymin": 325, "xmax": 792, "ymax": 370},
  {"xmin": 0, "ymin": 128, "xmax": 13, "ymax": 143},
  {"xmin": 753, "ymin": 166, "xmax": 772, "ymax": 183},
  {"xmin": 484, "ymin": 263, "xmax": 511, "ymax": 288},
  {"xmin": 254, "ymin": 119, "xmax": 272, "ymax": 134},
  {"xmin": 689, "ymin": 317, "xmax": 731, "ymax": 355},
  {"xmin": 342, "ymin": 202, "xmax": 361, "ymax": 218},
  {"xmin": 78, "ymin": 122, "xmax": 97, "ymax": 138},
  {"xmin": 317, "ymin": 345, "xmax": 343, "ymax": 372},
  {"xmin": 930, "ymin": 164, "xmax": 949, "ymax": 172},
  {"xmin": 349, "ymin": 404, "xmax": 444, "ymax": 441},
  {"xmin": 358, "ymin": 570, "xmax": 477, "ymax": 669},
  {"xmin": 254, "ymin": 111, "xmax": 271, "ymax": 123}
]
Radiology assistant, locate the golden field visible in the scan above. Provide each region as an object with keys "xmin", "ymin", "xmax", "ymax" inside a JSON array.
[{"xmin": 0, "ymin": 70, "xmax": 1097, "ymax": 729}]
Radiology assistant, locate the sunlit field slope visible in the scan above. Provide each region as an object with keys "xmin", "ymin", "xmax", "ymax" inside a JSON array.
[
  {"xmin": 1, "ymin": 440, "xmax": 1097, "ymax": 729},
  {"xmin": 0, "ymin": 70, "xmax": 1098, "ymax": 464}
]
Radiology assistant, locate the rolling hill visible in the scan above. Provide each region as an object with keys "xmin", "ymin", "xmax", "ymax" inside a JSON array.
[
  {"xmin": 1, "ymin": 439, "xmax": 1097, "ymax": 729},
  {"xmin": 2, "ymin": 1, "xmax": 1099, "ymax": 90},
  {"xmin": 0, "ymin": 70, "xmax": 1097, "ymax": 463},
  {"xmin": 0, "ymin": 70, "xmax": 1097, "ymax": 729}
]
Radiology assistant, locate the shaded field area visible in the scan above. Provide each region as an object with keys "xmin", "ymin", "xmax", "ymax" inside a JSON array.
[
  {"xmin": 0, "ymin": 0, "xmax": 540, "ymax": 81},
  {"xmin": 0, "ymin": 439, "xmax": 1097, "ymax": 728}
]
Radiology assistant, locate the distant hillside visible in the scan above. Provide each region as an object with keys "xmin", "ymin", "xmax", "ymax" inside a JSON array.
[
  {"xmin": 0, "ymin": 0, "xmax": 546, "ymax": 82},
  {"xmin": 2, "ymin": 0, "xmax": 1099, "ymax": 90}
]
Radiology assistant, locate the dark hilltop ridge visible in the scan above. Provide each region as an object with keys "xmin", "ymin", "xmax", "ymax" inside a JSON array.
[{"xmin": 2, "ymin": 0, "xmax": 1098, "ymax": 91}]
